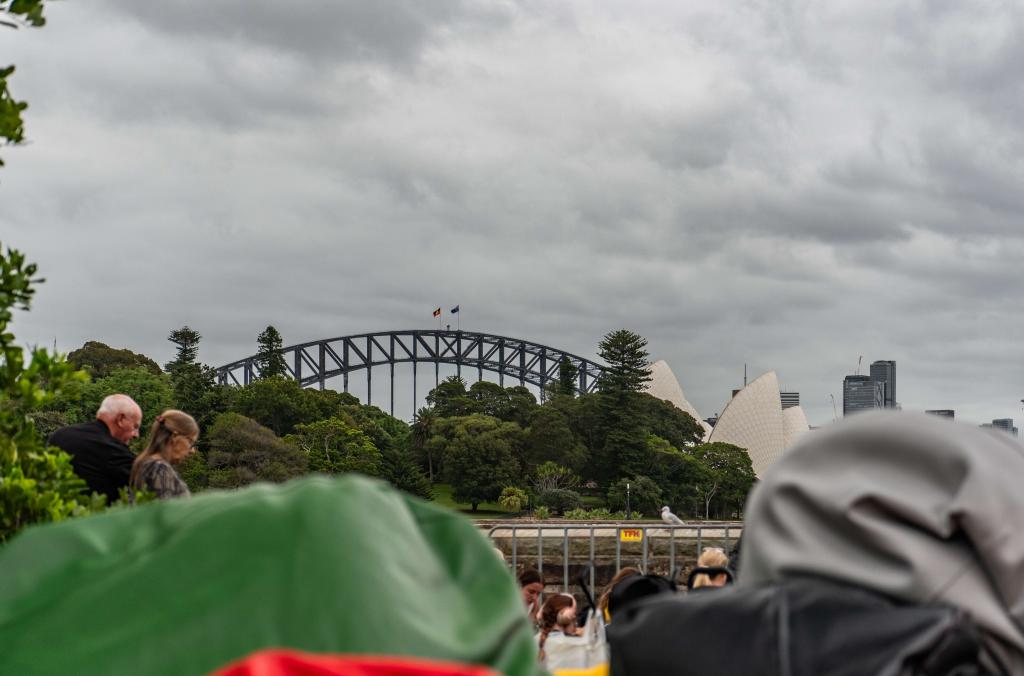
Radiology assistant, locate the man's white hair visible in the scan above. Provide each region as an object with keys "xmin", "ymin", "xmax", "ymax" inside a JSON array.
[{"xmin": 96, "ymin": 393, "xmax": 140, "ymax": 419}]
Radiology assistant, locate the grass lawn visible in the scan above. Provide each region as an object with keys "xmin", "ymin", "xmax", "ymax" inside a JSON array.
[{"xmin": 431, "ymin": 483, "xmax": 515, "ymax": 518}]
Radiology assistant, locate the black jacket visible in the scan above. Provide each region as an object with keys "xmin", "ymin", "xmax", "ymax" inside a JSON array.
[{"xmin": 49, "ymin": 420, "xmax": 135, "ymax": 504}]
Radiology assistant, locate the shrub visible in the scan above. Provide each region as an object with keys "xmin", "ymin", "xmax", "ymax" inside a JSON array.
[
  {"xmin": 532, "ymin": 506, "xmax": 550, "ymax": 520},
  {"xmin": 563, "ymin": 507, "xmax": 588, "ymax": 520},
  {"xmin": 0, "ymin": 243, "xmax": 98, "ymax": 541},
  {"xmin": 205, "ymin": 413, "xmax": 307, "ymax": 489},
  {"xmin": 536, "ymin": 488, "xmax": 582, "ymax": 515},
  {"xmin": 498, "ymin": 486, "xmax": 528, "ymax": 513}
]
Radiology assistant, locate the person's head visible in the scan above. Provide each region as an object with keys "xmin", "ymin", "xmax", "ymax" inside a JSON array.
[
  {"xmin": 598, "ymin": 566, "xmax": 641, "ymax": 619},
  {"xmin": 536, "ymin": 593, "xmax": 577, "ymax": 660},
  {"xmin": 96, "ymin": 394, "xmax": 143, "ymax": 444},
  {"xmin": 556, "ymin": 605, "xmax": 578, "ymax": 634},
  {"xmin": 539, "ymin": 594, "xmax": 576, "ymax": 633},
  {"xmin": 693, "ymin": 547, "xmax": 730, "ymax": 588},
  {"xmin": 518, "ymin": 568, "xmax": 544, "ymax": 611},
  {"xmin": 130, "ymin": 409, "xmax": 198, "ymax": 480}
]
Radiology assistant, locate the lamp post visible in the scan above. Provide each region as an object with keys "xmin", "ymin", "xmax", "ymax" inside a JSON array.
[{"xmin": 626, "ymin": 482, "xmax": 631, "ymax": 519}]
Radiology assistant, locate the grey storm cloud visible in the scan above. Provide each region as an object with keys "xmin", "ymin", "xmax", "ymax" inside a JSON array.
[
  {"xmin": 2, "ymin": 0, "xmax": 1023, "ymax": 426},
  {"xmin": 96, "ymin": 0, "xmax": 513, "ymax": 67}
]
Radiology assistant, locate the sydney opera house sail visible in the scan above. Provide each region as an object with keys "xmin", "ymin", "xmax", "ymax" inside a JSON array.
[
  {"xmin": 645, "ymin": 360, "xmax": 713, "ymax": 440},
  {"xmin": 782, "ymin": 404, "xmax": 810, "ymax": 448},
  {"xmin": 645, "ymin": 360, "xmax": 810, "ymax": 477},
  {"xmin": 708, "ymin": 371, "xmax": 786, "ymax": 477}
]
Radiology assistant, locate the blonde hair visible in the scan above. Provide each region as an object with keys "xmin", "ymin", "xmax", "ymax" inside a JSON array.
[
  {"xmin": 129, "ymin": 410, "xmax": 198, "ymax": 489},
  {"xmin": 692, "ymin": 547, "xmax": 729, "ymax": 589},
  {"xmin": 556, "ymin": 606, "xmax": 577, "ymax": 632}
]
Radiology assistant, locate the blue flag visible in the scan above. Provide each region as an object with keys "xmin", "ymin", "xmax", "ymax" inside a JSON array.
[{"xmin": 450, "ymin": 305, "xmax": 460, "ymax": 314}]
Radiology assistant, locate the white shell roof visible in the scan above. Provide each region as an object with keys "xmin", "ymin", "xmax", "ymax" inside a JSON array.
[
  {"xmin": 708, "ymin": 371, "xmax": 785, "ymax": 478},
  {"xmin": 645, "ymin": 360, "xmax": 713, "ymax": 441},
  {"xmin": 782, "ymin": 405, "xmax": 810, "ymax": 448}
]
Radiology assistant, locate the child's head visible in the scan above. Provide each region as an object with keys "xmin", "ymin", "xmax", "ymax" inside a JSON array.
[{"xmin": 556, "ymin": 605, "xmax": 577, "ymax": 632}]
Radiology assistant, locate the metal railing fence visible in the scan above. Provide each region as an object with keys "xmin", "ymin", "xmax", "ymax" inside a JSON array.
[{"xmin": 486, "ymin": 523, "xmax": 742, "ymax": 592}]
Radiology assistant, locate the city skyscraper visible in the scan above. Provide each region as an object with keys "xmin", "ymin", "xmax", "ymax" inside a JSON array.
[
  {"xmin": 925, "ymin": 409, "xmax": 955, "ymax": 419},
  {"xmin": 843, "ymin": 375, "xmax": 884, "ymax": 415},
  {"xmin": 982, "ymin": 419, "xmax": 1019, "ymax": 437},
  {"xmin": 870, "ymin": 360, "xmax": 896, "ymax": 409}
]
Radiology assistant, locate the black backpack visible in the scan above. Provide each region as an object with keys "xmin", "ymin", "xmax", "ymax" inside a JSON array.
[{"xmin": 607, "ymin": 576, "xmax": 997, "ymax": 676}]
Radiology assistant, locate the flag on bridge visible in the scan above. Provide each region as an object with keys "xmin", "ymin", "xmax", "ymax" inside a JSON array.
[
  {"xmin": 432, "ymin": 307, "xmax": 441, "ymax": 317},
  {"xmin": 450, "ymin": 305, "xmax": 460, "ymax": 314}
]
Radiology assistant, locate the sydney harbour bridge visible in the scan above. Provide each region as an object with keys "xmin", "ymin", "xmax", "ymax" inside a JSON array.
[{"xmin": 214, "ymin": 329, "xmax": 607, "ymax": 416}]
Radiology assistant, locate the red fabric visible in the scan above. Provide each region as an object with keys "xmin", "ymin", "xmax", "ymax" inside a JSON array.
[{"xmin": 213, "ymin": 650, "xmax": 503, "ymax": 676}]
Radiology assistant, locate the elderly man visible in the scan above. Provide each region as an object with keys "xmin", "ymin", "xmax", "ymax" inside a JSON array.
[{"xmin": 49, "ymin": 394, "xmax": 143, "ymax": 504}]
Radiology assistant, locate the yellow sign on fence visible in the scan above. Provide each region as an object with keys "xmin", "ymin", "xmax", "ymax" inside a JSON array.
[{"xmin": 619, "ymin": 528, "xmax": 643, "ymax": 542}]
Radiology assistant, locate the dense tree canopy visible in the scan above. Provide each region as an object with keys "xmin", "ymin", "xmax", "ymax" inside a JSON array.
[
  {"xmin": 67, "ymin": 341, "xmax": 161, "ymax": 378},
  {"xmin": 433, "ymin": 414, "xmax": 522, "ymax": 511},
  {"xmin": 205, "ymin": 413, "xmax": 307, "ymax": 489},
  {"xmin": 287, "ymin": 417, "xmax": 382, "ymax": 477}
]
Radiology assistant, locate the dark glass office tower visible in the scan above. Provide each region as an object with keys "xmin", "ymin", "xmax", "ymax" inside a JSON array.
[
  {"xmin": 843, "ymin": 375, "xmax": 884, "ymax": 415},
  {"xmin": 870, "ymin": 360, "xmax": 896, "ymax": 409}
]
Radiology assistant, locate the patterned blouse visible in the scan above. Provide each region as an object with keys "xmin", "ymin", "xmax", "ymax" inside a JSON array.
[{"xmin": 136, "ymin": 457, "xmax": 191, "ymax": 499}]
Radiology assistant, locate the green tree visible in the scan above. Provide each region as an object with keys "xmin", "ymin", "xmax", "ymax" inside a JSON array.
[
  {"xmin": 379, "ymin": 445, "xmax": 434, "ymax": 501},
  {"xmin": 593, "ymin": 330, "xmax": 653, "ymax": 485},
  {"xmin": 502, "ymin": 386, "xmax": 539, "ymax": 428},
  {"xmin": 433, "ymin": 414, "xmax": 521, "ymax": 511},
  {"xmin": 607, "ymin": 475, "xmax": 662, "ymax": 517},
  {"xmin": 165, "ymin": 326, "xmax": 201, "ymax": 372},
  {"xmin": 67, "ymin": 341, "xmax": 161, "ymax": 378},
  {"xmin": 523, "ymin": 407, "xmax": 586, "ymax": 474},
  {"xmin": 554, "ymin": 357, "xmax": 578, "ymax": 397},
  {"xmin": 426, "ymin": 376, "xmax": 478, "ymax": 418},
  {"xmin": 162, "ymin": 326, "xmax": 229, "ymax": 432},
  {"xmin": 638, "ymin": 394, "xmax": 704, "ymax": 449},
  {"xmin": 1, "ymin": 1, "xmax": 46, "ymax": 168},
  {"xmin": 411, "ymin": 406, "xmax": 441, "ymax": 481},
  {"xmin": 646, "ymin": 443, "xmax": 704, "ymax": 516},
  {"xmin": 533, "ymin": 461, "xmax": 580, "ymax": 493},
  {"xmin": 255, "ymin": 325, "xmax": 287, "ymax": 378},
  {"xmin": 230, "ymin": 376, "xmax": 314, "ymax": 436},
  {"xmin": 1, "ymin": 242, "xmax": 100, "ymax": 541},
  {"xmin": 597, "ymin": 329, "xmax": 652, "ymax": 395},
  {"xmin": 691, "ymin": 442, "xmax": 756, "ymax": 519},
  {"xmin": 287, "ymin": 417, "xmax": 383, "ymax": 476},
  {"xmin": 205, "ymin": 413, "xmax": 307, "ymax": 489}
]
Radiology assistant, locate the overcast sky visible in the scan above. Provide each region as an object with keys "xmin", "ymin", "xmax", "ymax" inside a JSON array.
[{"xmin": 3, "ymin": 1, "xmax": 1023, "ymax": 427}]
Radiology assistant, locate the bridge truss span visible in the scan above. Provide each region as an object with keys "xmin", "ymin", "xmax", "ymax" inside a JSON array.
[{"xmin": 214, "ymin": 329, "xmax": 606, "ymax": 415}]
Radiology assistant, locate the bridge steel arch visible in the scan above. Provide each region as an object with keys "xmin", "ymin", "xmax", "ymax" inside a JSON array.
[{"xmin": 214, "ymin": 329, "xmax": 606, "ymax": 416}]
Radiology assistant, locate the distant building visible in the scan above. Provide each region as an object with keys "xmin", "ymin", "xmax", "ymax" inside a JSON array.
[
  {"xmin": 926, "ymin": 409, "xmax": 955, "ymax": 419},
  {"xmin": 981, "ymin": 419, "xmax": 1019, "ymax": 437},
  {"xmin": 870, "ymin": 360, "xmax": 896, "ymax": 409},
  {"xmin": 780, "ymin": 392, "xmax": 800, "ymax": 409},
  {"xmin": 843, "ymin": 375, "xmax": 884, "ymax": 415}
]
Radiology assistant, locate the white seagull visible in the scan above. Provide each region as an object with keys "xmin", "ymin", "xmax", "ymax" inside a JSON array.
[{"xmin": 661, "ymin": 506, "xmax": 684, "ymax": 525}]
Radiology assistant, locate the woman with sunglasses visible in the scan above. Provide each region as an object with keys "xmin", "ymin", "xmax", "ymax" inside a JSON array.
[{"xmin": 129, "ymin": 410, "xmax": 198, "ymax": 499}]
